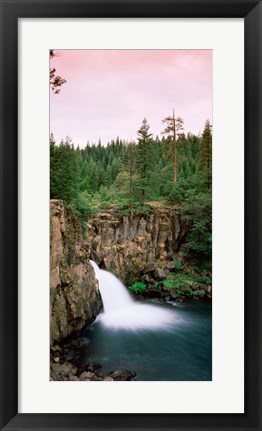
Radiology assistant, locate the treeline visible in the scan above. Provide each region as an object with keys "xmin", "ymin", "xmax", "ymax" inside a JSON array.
[{"xmin": 50, "ymin": 118, "xmax": 212, "ymax": 257}]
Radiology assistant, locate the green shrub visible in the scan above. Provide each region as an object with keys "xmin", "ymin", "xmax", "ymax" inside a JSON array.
[
  {"xmin": 163, "ymin": 280, "xmax": 174, "ymax": 288},
  {"xmin": 198, "ymin": 275, "xmax": 212, "ymax": 285},
  {"xmin": 128, "ymin": 282, "xmax": 147, "ymax": 294},
  {"xmin": 186, "ymin": 290, "xmax": 198, "ymax": 297}
]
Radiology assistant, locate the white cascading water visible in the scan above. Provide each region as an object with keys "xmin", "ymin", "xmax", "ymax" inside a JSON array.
[{"xmin": 90, "ymin": 260, "xmax": 176, "ymax": 330}]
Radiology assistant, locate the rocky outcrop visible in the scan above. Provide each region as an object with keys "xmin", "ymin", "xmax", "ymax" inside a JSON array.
[
  {"xmin": 85, "ymin": 204, "xmax": 188, "ymax": 285},
  {"xmin": 50, "ymin": 359, "xmax": 136, "ymax": 381},
  {"xmin": 50, "ymin": 200, "xmax": 102, "ymax": 345}
]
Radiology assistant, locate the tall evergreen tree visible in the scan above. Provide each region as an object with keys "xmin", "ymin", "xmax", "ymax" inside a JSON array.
[
  {"xmin": 198, "ymin": 120, "xmax": 212, "ymax": 188},
  {"xmin": 50, "ymin": 135, "xmax": 59, "ymax": 199},
  {"xmin": 162, "ymin": 109, "xmax": 184, "ymax": 183},
  {"xmin": 124, "ymin": 143, "xmax": 138, "ymax": 216},
  {"xmin": 136, "ymin": 118, "xmax": 153, "ymax": 204},
  {"xmin": 50, "ymin": 138, "xmax": 80, "ymax": 203}
]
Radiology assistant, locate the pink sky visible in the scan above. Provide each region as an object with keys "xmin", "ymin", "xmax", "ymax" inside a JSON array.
[{"xmin": 50, "ymin": 50, "xmax": 212, "ymax": 147}]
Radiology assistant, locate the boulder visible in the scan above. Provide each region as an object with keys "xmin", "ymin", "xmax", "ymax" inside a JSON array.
[
  {"xmin": 205, "ymin": 285, "xmax": 212, "ymax": 294},
  {"xmin": 83, "ymin": 362, "xmax": 102, "ymax": 373},
  {"xmin": 79, "ymin": 371, "xmax": 103, "ymax": 381},
  {"xmin": 153, "ymin": 267, "xmax": 166, "ymax": 280},
  {"xmin": 144, "ymin": 263, "xmax": 156, "ymax": 273},
  {"xmin": 51, "ymin": 345, "xmax": 62, "ymax": 353},
  {"xmin": 107, "ymin": 368, "xmax": 136, "ymax": 381},
  {"xmin": 197, "ymin": 289, "xmax": 206, "ymax": 298},
  {"xmin": 166, "ymin": 261, "xmax": 175, "ymax": 270},
  {"xmin": 168, "ymin": 289, "xmax": 178, "ymax": 299},
  {"xmin": 79, "ymin": 371, "xmax": 95, "ymax": 381},
  {"xmin": 179, "ymin": 285, "xmax": 192, "ymax": 294},
  {"xmin": 50, "ymin": 361, "xmax": 77, "ymax": 381},
  {"xmin": 142, "ymin": 274, "xmax": 151, "ymax": 283}
]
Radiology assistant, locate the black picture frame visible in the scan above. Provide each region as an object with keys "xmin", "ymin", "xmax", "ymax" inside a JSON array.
[{"xmin": 0, "ymin": 1, "xmax": 261, "ymax": 430}]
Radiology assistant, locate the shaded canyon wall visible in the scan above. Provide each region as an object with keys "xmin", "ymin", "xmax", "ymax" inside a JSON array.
[
  {"xmin": 50, "ymin": 200, "xmax": 102, "ymax": 345},
  {"xmin": 85, "ymin": 205, "xmax": 188, "ymax": 285}
]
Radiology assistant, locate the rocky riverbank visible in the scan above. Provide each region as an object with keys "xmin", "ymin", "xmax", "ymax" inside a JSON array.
[
  {"xmin": 50, "ymin": 343, "xmax": 136, "ymax": 381},
  {"xmin": 129, "ymin": 260, "xmax": 212, "ymax": 301}
]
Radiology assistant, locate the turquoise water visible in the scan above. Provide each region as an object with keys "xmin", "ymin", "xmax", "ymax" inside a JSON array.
[{"xmin": 79, "ymin": 299, "xmax": 212, "ymax": 381}]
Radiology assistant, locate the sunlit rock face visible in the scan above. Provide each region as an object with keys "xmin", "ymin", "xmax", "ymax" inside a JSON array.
[
  {"xmin": 50, "ymin": 200, "xmax": 102, "ymax": 345},
  {"xmin": 85, "ymin": 204, "xmax": 188, "ymax": 285}
]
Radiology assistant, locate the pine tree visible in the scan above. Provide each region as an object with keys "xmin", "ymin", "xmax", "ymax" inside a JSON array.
[
  {"xmin": 80, "ymin": 159, "xmax": 93, "ymax": 193},
  {"xmin": 162, "ymin": 109, "xmax": 184, "ymax": 183},
  {"xmin": 87, "ymin": 158, "xmax": 99, "ymax": 193},
  {"xmin": 50, "ymin": 134, "xmax": 59, "ymax": 199},
  {"xmin": 198, "ymin": 120, "xmax": 212, "ymax": 188},
  {"xmin": 98, "ymin": 160, "xmax": 106, "ymax": 188},
  {"xmin": 50, "ymin": 138, "xmax": 80, "ymax": 203},
  {"xmin": 111, "ymin": 157, "xmax": 122, "ymax": 181},
  {"xmin": 136, "ymin": 118, "xmax": 153, "ymax": 205},
  {"xmin": 105, "ymin": 164, "xmax": 113, "ymax": 187},
  {"xmin": 124, "ymin": 143, "xmax": 138, "ymax": 216},
  {"xmin": 50, "ymin": 50, "xmax": 67, "ymax": 94}
]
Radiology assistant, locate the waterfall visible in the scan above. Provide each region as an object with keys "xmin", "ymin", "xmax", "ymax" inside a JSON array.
[{"xmin": 90, "ymin": 260, "xmax": 176, "ymax": 331}]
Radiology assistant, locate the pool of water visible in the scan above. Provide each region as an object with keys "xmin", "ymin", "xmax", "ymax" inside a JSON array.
[{"xmin": 77, "ymin": 299, "xmax": 212, "ymax": 381}]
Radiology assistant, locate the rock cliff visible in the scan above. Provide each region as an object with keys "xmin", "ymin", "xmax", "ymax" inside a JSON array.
[
  {"xmin": 50, "ymin": 200, "xmax": 102, "ymax": 345},
  {"xmin": 85, "ymin": 204, "xmax": 188, "ymax": 285}
]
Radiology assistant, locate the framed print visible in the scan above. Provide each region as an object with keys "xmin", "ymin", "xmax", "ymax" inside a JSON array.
[{"xmin": 0, "ymin": 1, "xmax": 261, "ymax": 430}]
